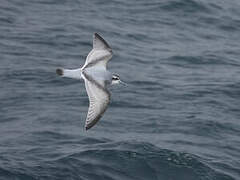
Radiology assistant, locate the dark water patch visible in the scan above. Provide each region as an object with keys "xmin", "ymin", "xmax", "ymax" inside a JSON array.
[
  {"xmin": 0, "ymin": 16, "xmax": 15, "ymax": 25},
  {"xmin": 131, "ymin": 80, "xmax": 160, "ymax": 87},
  {"xmin": 160, "ymin": 0, "xmax": 211, "ymax": 14},
  {"xmin": 189, "ymin": 120, "xmax": 240, "ymax": 139},
  {"xmin": 29, "ymin": 0, "xmax": 69, "ymax": 5},
  {"xmin": 27, "ymin": 142, "xmax": 235, "ymax": 180},
  {"xmin": 29, "ymin": 131, "xmax": 109, "ymax": 145},
  {"xmin": 0, "ymin": 142, "xmax": 232, "ymax": 180},
  {"xmin": 0, "ymin": 1, "xmax": 23, "ymax": 15},
  {"xmin": 0, "ymin": 167, "xmax": 35, "ymax": 180},
  {"xmin": 165, "ymin": 55, "xmax": 237, "ymax": 67},
  {"xmin": 218, "ymin": 18, "xmax": 240, "ymax": 32},
  {"xmin": 111, "ymin": 99, "xmax": 160, "ymax": 110}
]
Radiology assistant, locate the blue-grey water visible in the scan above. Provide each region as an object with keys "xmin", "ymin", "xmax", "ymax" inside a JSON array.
[{"xmin": 1, "ymin": 0, "xmax": 240, "ymax": 179}]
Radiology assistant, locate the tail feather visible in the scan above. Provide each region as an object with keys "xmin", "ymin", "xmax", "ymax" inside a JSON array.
[
  {"xmin": 56, "ymin": 68, "xmax": 82, "ymax": 79},
  {"xmin": 56, "ymin": 68, "xmax": 64, "ymax": 76}
]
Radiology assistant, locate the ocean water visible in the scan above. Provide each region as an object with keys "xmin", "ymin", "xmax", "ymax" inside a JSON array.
[{"xmin": 0, "ymin": 0, "xmax": 240, "ymax": 179}]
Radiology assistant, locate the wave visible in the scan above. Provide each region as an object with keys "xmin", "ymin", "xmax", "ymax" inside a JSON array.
[{"xmin": 0, "ymin": 141, "xmax": 234, "ymax": 180}]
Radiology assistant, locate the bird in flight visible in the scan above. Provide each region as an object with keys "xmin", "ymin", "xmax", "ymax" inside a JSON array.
[{"xmin": 56, "ymin": 33, "xmax": 124, "ymax": 130}]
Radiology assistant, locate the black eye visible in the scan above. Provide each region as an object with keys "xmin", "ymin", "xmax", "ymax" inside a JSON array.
[{"xmin": 112, "ymin": 77, "xmax": 118, "ymax": 80}]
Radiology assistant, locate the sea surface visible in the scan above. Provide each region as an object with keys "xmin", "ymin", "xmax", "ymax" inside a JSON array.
[{"xmin": 0, "ymin": 0, "xmax": 240, "ymax": 179}]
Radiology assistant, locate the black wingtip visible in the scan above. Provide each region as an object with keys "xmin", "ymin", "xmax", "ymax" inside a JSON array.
[
  {"xmin": 93, "ymin": 32, "xmax": 111, "ymax": 50},
  {"xmin": 85, "ymin": 122, "xmax": 95, "ymax": 131},
  {"xmin": 56, "ymin": 68, "xmax": 63, "ymax": 76},
  {"xmin": 94, "ymin": 33, "xmax": 102, "ymax": 39}
]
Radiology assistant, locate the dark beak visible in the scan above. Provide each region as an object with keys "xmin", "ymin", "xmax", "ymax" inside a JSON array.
[{"xmin": 119, "ymin": 80, "xmax": 127, "ymax": 86}]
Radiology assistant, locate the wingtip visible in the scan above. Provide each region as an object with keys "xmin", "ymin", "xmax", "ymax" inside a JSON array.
[
  {"xmin": 85, "ymin": 122, "xmax": 95, "ymax": 131},
  {"xmin": 94, "ymin": 32, "xmax": 102, "ymax": 39},
  {"xmin": 93, "ymin": 33, "xmax": 100, "ymax": 41},
  {"xmin": 85, "ymin": 125, "xmax": 89, "ymax": 131},
  {"xmin": 93, "ymin": 32, "xmax": 112, "ymax": 50}
]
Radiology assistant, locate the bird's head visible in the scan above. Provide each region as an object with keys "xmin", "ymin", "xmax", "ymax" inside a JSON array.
[{"xmin": 111, "ymin": 74, "xmax": 126, "ymax": 86}]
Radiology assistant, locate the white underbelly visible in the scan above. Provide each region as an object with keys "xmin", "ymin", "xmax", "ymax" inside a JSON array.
[{"xmin": 83, "ymin": 67, "xmax": 112, "ymax": 84}]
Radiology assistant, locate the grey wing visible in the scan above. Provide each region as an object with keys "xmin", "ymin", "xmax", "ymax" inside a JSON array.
[
  {"xmin": 83, "ymin": 73, "xmax": 111, "ymax": 130},
  {"xmin": 93, "ymin": 33, "xmax": 112, "ymax": 50},
  {"xmin": 82, "ymin": 33, "xmax": 113, "ymax": 69}
]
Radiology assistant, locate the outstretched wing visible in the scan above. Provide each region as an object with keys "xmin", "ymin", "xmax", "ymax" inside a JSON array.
[
  {"xmin": 82, "ymin": 33, "xmax": 113, "ymax": 69},
  {"xmin": 82, "ymin": 72, "xmax": 111, "ymax": 130}
]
